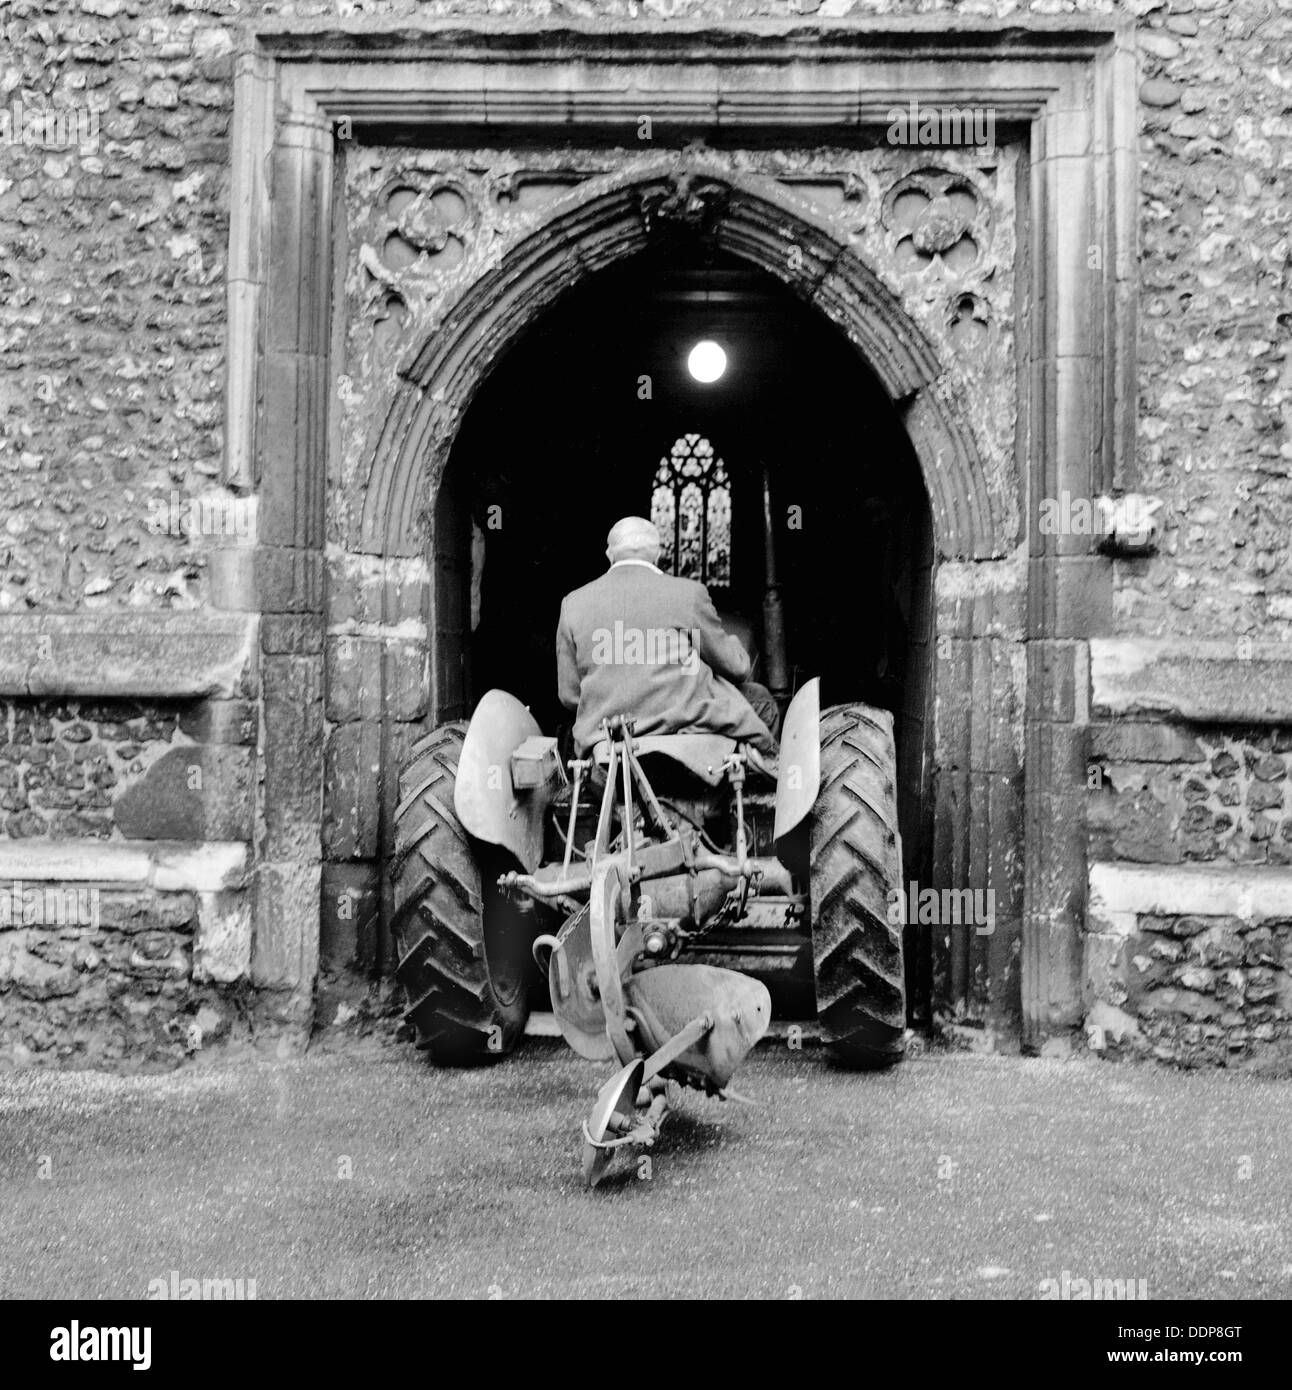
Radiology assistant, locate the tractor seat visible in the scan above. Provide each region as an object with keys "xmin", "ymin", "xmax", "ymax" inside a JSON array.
[{"xmin": 589, "ymin": 733, "xmax": 777, "ymax": 786}]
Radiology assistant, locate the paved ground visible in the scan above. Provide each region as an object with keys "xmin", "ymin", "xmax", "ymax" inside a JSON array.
[{"xmin": 2, "ymin": 1038, "xmax": 1289, "ymax": 1300}]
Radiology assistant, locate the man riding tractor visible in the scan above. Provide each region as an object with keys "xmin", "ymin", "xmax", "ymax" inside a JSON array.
[
  {"xmin": 391, "ymin": 517, "xmax": 906, "ymax": 1185},
  {"xmin": 557, "ymin": 516, "xmax": 780, "ymax": 763}
]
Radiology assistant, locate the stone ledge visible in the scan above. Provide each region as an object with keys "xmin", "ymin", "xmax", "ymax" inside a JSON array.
[
  {"xmin": 1089, "ymin": 861, "xmax": 1292, "ymax": 937},
  {"xmin": 0, "ymin": 613, "xmax": 258, "ymax": 700},
  {"xmin": 1087, "ymin": 722, "xmax": 1203, "ymax": 763},
  {"xmin": 0, "ymin": 841, "xmax": 248, "ymax": 892},
  {"xmin": 252, "ymin": 15, "xmax": 1127, "ymax": 63},
  {"xmin": 1090, "ymin": 640, "xmax": 1292, "ymax": 724}
]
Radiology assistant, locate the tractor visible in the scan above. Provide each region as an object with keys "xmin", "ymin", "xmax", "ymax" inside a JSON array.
[{"xmin": 390, "ymin": 673, "xmax": 905, "ymax": 1186}]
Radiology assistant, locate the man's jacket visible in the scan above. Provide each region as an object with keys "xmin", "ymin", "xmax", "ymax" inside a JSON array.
[{"xmin": 556, "ymin": 560, "xmax": 776, "ymax": 754}]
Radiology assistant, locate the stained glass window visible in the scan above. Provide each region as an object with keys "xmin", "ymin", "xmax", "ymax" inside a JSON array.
[{"xmin": 651, "ymin": 434, "xmax": 731, "ymax": 587}]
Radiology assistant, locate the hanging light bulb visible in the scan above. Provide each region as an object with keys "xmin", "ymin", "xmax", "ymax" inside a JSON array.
[{"xmin": 687, "ymin": 339, "xmax": 727, "ymax": 384}]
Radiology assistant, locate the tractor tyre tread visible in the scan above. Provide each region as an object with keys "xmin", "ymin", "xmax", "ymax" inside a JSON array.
[
  {"xmin": 810, "ymin": 703, "xmax": 907, "ymax": 1069},
  {"xmin": 390, "ymin": 721, "xmax": 527, "ymax": 1063}
]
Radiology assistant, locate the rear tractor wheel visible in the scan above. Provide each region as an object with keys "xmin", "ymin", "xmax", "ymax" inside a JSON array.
[
  {"xmin": 390, "ymin": 722, "xmax": 536, "ymax": 1063},
  {"xmin": 809, "ymin": 703, "xmax": 907, "ymax": 1069}
]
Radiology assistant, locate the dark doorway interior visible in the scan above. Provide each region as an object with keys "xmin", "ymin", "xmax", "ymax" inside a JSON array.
[{"xmin": 433, "ymin": 246, "xmax": 936, "ymax": 1020}]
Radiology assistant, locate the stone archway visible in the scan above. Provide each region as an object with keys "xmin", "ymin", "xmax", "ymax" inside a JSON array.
[
  {"xmin": 356, "ymin": 159, "xmax": 1017, "ymax": 566},
  {"xmin": 229, "ymin": 20, "xmax": 1136, "ymax": 1049},
  {"xmin": 332, "ymin": 155, "xmax": 1025, "ymax": 1033}
]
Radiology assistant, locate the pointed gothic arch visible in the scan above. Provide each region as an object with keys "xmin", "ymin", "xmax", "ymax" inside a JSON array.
[{"xmin": 357, "ymin": 165, "xmax": 1016, "ymax": 564}]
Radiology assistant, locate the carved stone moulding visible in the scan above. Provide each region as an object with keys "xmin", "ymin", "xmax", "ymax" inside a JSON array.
[
  {"xmin": 340, "ymin": 143, "xmax": 1019, "ymax": 563},
  {"xmin": 342, "ymin": 157, "xmax": 1016, "ymax": 567}
]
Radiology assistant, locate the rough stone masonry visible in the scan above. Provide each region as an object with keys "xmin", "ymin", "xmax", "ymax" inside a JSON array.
[{"xmin": 0, "ymin": 0, "xmax": 1290, "ymax": 1072}]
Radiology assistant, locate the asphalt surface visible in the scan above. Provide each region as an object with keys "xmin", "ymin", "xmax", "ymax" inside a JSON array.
[{"xmin": 1, "ymin": 1038, "xmax": 1289, "ymax": 1300}]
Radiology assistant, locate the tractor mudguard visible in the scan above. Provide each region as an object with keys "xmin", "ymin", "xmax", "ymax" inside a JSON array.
[
  {"xmin": 453, "ymin": 689, "xmax": 553, "ymax": 873},
  {"xmin": 773, "ymin": 676, "xmax": 821, "ymax": 852}
]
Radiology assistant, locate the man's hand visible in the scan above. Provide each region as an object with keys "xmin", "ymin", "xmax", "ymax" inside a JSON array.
[{"xmin": 717, "ymin": 609, "xmax": 761, "ymax": 681}]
